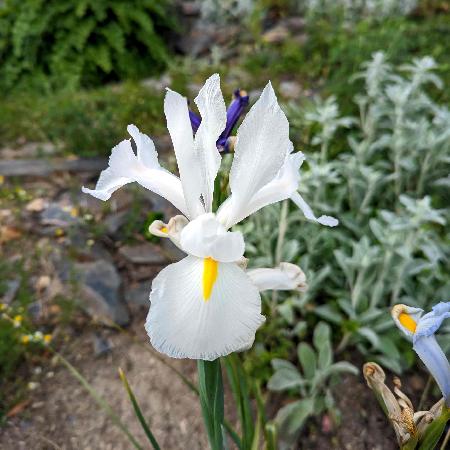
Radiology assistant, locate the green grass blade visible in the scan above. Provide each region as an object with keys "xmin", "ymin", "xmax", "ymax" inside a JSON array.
[
  {"xmin": 118, "ymin": 368, "xmax": 161, "ymax": 450},
  {"xmin": 418, "ymin": 405, "xmax": 450, "ymax": 450},
  {"xmin": 224, "ymin": 354, "xmax": 254, "ymax": 450},
  {"xmin": 55, "ymin": 352, "xmax": 143, "ymax": 450}
]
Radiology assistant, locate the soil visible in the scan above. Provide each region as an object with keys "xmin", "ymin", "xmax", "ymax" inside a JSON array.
[{"xmin": 0, "ymin": 316, "xmax": 403, "ymax": 450}]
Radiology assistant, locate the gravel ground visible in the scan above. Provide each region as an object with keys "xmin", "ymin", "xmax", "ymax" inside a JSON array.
[{"xmin": 0, "ymin": 325, "xmax": 208, "ymax": 450}]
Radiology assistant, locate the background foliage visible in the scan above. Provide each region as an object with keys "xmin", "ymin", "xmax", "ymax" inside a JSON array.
[{"xmin": 0, "ymin": 0, "xmax": 174, "ymax": 91}]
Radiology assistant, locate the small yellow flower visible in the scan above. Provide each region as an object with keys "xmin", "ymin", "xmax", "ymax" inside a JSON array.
[
  {"xmin": 0, "ymin": 303, "xmax": 7, "ymax": 311},
  {"xmin": 0, "ymin": 175, "xmax": 4, "ymax": 185},
  {"xmin": 86, "ymin": 239, "xmax": 95, "ymax": 247},
  {"xmin": 13, "ymin": 315, "xmax": 23, "ymax": 327},
  {"xmin": 43, "ymin": 334, "xmax": 52, "ymax": 344},
  {"xmin": 70, "ymin": 207, "xmax": 79, "ymax": 217},
  {"xmin": 54, "ymin": 228, "xmax": 64, "ymax": 237},
  {"xmin": 21, "ymin": 335, "xmax": 31, "ymax": 344}
]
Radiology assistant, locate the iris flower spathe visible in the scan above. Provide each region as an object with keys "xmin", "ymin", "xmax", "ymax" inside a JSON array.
[
  {"xmin": 82, "ymin": 74, "xmax": 337, "ymax": 360},
  {"xmin": 392, "ymin": 302, "xmax": 450, "ymax": 406}
]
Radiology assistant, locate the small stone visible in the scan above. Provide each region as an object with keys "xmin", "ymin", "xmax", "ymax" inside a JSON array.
[
  {"xmin": 180, "ymin": 1, "xmax": 200, "ymax": 16},
  {"xmin": 92, "ymin": 333, "xmax": 113, "ymax": 357},
  {"xmin": 262, "ymin": 25, "xmax": 289, "ymax": 44},
  {"xmin": 104, "ymin": 211, "xmax": 128, "ymax": 235},
  {"xmin": 119, "ymin": 242, "xmax": 168, "ymax": 265},
  {"xmin": 74, "ymin": 260, "xmax": 130, "ymax": 326},
  {"xmin": 2, "ymin": 279, "xmax": 20, "ymax": 304},
  {"xmin": 25, "ymin": 198, "xmax": 48, "ymax": 212},
  {"xmin": 279, "ymin": 80, "xmax": 302, "ymax": 99},
  {"xmin": 40, "ymin": 203, "xmax": 79, "ymax": 228}
]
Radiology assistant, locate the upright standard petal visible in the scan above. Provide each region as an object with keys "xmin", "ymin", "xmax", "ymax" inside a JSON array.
[
  {"xmin": 194, "ymin": 74, "xmax": 226, "ymax": 212},
  {"xmin": 179, "ymin": 213, "xmax": 245, "ymax": 263},
  {"xmin": 82, "ymin": 130, "xmax": 189, "ymax": 216},
  {"xmin": 414, "ymin": 302, "xmax": 450, "ymax": 342},
  {"xmin": 247, "ymin": 262, "xmax": 307, "ymax": 292},
  {"xmin": 145, "ymin": 256, "xmax": 265, "ymax": 360},
  {"xmin": 164, "ymin": 89, "xmax": 205, "ymax": 218},
  {"xmin": 217, "ymin": 151, "xmax": 303, "ymax": 227},
  {"xmin": 290, "ymin": 191, "xmax": 339, "ymax": 227},
  {"xmin": 224, "ymin": 82, "xmax": 291, "ymax": 228}
]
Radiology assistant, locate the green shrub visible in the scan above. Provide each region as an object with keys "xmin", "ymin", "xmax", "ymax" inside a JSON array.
[{"xmin": 0, "ymin": 0, "xmax": 175, "ymax": 91}]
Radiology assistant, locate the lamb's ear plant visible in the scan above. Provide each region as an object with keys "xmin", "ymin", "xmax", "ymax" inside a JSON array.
[
  {"xmin": 267, "ymin": 322, "xmax": 358, "ymax": 445},
  {"xmin": 245, "ymin": 51, "xmax": 449, "ymax": 378}
]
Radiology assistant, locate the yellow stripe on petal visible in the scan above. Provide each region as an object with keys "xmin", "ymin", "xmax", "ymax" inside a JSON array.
[
  {"xmin": 399, "ymin": 313, "xmax": 417, "ymax": 333},
  {"xmin": 202, "ymin": 257, "xmax": 218, "ymax": 301}
]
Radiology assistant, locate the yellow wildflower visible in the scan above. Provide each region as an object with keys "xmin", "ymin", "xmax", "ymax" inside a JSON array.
[
  {"xmin": 43, "ymin": 334, "xmax": 52, "ymax": 344},
  {"xmin": 13, "ymin": 315, "xmax": 23, "ymax": 327},
  {"xmin": 21, "ymin": 335, "xmax": 31, "ymax": 344}
]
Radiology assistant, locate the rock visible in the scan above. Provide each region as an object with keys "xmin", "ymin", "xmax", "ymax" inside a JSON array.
[
  {"xmin": 26, "ymin": 198, "xmax": 48, "ymax": 212},
  {"xmin": 40, "ymin": 203, "xmax": 79, "ymax": 228},
  {"xmin": 180, "ymin": 1, "xmax": 200, "ymax": 16},
  {"xmin": 119, "ymin": 242, "xmax": 168, "ymax": 265},
  {"xmin": 262, "ymin": 25, "xmax": 289, "ymax": 44},
  {"xmin": 2, "ymin": 279, "xmax": 20, "ymax": 304},
  {"xmin": 92, "ymin": 333, "xmax": 113, "ymax": 357},
  {"xmin": 279, "ymin": 80, "xmax": 302, "ymax": 99},
  {"xmin": 74, "ymin": 260, "xmax": 130, "ymax": 326},
  {"xmin": 104, "ymin": 211, "xmax": 128, "ymax": 236},
  {"xmin": 125, "ymin": 282, "xmax": 151, "ymax": 308},
  {"xmin": 282, "ymin": 16, "xmax": 306, "ymax": 32}
]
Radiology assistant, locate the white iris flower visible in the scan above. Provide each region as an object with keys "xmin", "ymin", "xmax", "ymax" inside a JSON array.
[
  {"xmin": 392, "ymin": 302, "xmax": 450, "ymax": 406},
  {"xmin": 82, "ymin": 74, "xmax": 337, "ymax": 360}
]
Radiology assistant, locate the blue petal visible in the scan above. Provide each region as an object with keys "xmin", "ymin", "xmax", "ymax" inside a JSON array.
[
  {"xmin": 413, "ymin": 335, "xmax": 450, "ymax": 406},
  {"xmin": 414, "ymin": 301, "xmax": 450, "ymax": 343}
]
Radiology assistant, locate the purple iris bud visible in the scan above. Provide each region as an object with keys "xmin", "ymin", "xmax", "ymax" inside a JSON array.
[
  {"xmin": 189, "ymin": 109, "xmax": 201, "ymax": 134},
  {"xmin": 189, "ymin": 89, "xmax": 249, "ymax": 152}
]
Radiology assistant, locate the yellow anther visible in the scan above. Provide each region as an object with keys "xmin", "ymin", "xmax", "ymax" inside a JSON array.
[
  {"xmin": 202, "ymin": 258, "xmax": 218, "ymax": 301},
  {"xmin": 399, "ymin": 313, "xmax": 417, "ymax": 333},
  {"xmin": 161, "ymin": 226, "xmax": 168, "ymax": 233}
]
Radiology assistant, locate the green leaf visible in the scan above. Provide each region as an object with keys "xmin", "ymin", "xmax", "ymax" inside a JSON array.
[
  {"xmin": 298, "ymin": 343, "xmax": 317, "ymax": 379},
  {"xmin": 118, "ymin": 368, "xmax": 161, "ymax": 450},
  {"xmin": 325, "ymin": 361, "xmax": 359, "ymax": 377},
  {"xmin": 267, "ymin": 368, "xmax": 305, "ymax": 392},
  {"xmin": 418, "ymin": 405, "xmax": 450, "ymax": 450},
  {"xmin": 275, "ymin": 398, "xmax": 315, "ymax": 437},
  {"xmin": 198, "ymin": 359, "xmax": 225, "ymax": 450},
  {"xmin": 313, "ymin": 322, "xmax": 333, "ymax": 369}
]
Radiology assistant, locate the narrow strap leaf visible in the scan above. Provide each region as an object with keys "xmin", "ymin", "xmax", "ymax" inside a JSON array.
[{"xmin": 118, "ymin": 368, "xmax": 161, "ymax": 450}]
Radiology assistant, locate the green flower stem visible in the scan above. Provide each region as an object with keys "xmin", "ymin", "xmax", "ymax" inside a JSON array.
[{"xmin": 198, "ymin": 359, "xmax": 225, "ymax": 450}]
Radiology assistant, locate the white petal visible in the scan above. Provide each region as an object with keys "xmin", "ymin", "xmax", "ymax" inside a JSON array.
[
  {"xmin": 164, "ymin": 89, "xmax": 205, "ymax": 218},
  {"xmin": 225, "ymin": 82, "xmax": 291, "ymax": 227},
  {"xmin": 82, "ymin": 166, "xmax": 131, "ymax": 201},
  {"xmin": 290, "ymin": 191, "xmax": 338, "ymax": 227},
  {"xmin": 217, "ymin": 151, "xmax": 303, "ymax": 227},
  {"xmin": 145, "ymin": 256, "xmax": 265, "ymax": 360},
  {"xmin": 247, "ymin": 262, "xmax": 307, "ymax": 292},
  {"xmin": 82, "ymin": 133, "xmax": 189, "ymax": 216},
  {"xmin": 179, "ymin": 213, "xmax": 245, "ymax": 263},
  {"xmin": 194, "ymin": 74, "xmax": 226, "ymax": 212},
  {"xmin": 127, "ymin": 124, "xmax": 158, "ymax": 168}
]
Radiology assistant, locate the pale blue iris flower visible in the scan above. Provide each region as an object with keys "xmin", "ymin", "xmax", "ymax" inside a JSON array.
[{"xmin": 392, "ymin": 302, "xmax": 450, "ymax": 406}]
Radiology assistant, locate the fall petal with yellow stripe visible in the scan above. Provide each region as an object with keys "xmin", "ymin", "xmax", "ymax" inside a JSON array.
[{"xmin": 145, "ymin": 256, "xmax": 264, "ymax": 361}]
